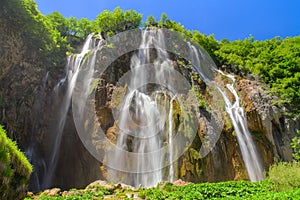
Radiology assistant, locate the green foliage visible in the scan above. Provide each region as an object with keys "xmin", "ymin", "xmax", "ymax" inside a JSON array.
[
  {"xmin": 291, "ymin": 130, "xmax": 300, "ymax": 161},
  {"xmin": 139, "ymin": 180, "xmax": 279, "ymax": 200},
  {"xmin": 267, "ymin": 161, "xmax": 300, "ymax": 191},
  {"xmin": 46, "ymin": 12, "xmax": 71, "ymax": 37},
  {"xmin": 46, "ymin": 11, "xmax": 86, "ymax": 39},
  {"xmin": 94, "ymin": 7, "xmax": 142, "ymax": 35},
  {"xmin": 190, "ymin": 85, "xmax": 207, "ymax": 109},
  {"xmin": 145, "ymin": 15, "xmax": 157, "ymax": 26},
  {"xmin": 27, "ymin": 167, "xmax": 300, "ymax": 200},
  {"xmin": 158, "ymin": 13, "xmax": 169, "ymax": 27},
  {"xmin": 0, "ymin": 125, "xmax": 32, "ymax": 199},
  {"xmin": 250, "ymin": 188, "xmax": 300, "ymax": 200},
  {"xmin": 138, "ymin": 161, "xmax": 300, "ymax": 199},
  {"xmin": 27, "ymin": 180, "xmax": 300, "ymax": 199},
  {"xmin": 25, "ymin": 185, "xmax": 139, "ymax": 200},
  {"xmin": 192, "ymin": 30, "xmax": 219, "ymax": 60},
  {"xmin": 0, "ymin": 0, "xmax": 69, "ymax": 66}
]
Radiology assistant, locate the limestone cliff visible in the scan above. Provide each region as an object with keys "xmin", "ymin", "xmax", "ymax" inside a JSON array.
[{"xmin": 0, "ymin": 23, "xmax": 299, "ymax": 190}]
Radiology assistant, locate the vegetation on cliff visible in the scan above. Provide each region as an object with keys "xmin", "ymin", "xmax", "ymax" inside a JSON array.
[
  {"xmin": 0, "ymin": 125, "xmax": 32, "ymax": 199},
  {"xmin": 215, "ymin": 36, "xmax": 300, "ymax": 114}
]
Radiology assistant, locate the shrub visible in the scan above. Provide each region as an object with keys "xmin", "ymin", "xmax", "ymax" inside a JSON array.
[
  {"xmin": 267, "ymin": 161, "xmax": 300, "ymax": 191},
  {"xmin": 0, "ymin": 125, "xmax": 32, "ymax": 199}
]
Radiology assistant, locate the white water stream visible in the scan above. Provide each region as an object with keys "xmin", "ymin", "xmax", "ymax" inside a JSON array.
[
  {"xmin": 43, "ymin": 34, "xmax": 102, "ymax": 188},
  {"xmin": 189, "ymin": 45, "xmax": 263, "ymax": 182}
]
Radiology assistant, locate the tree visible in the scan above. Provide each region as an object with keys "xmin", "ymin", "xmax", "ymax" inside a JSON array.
[
  {"xmin": 158, "ymin": 13, "xmax": 169, "ymax": 26},
  {"xmin": 145, "ymin": 15, "xmax": 157, "ymax": 26},
  {"xmin": 94, "ymin": 7, "xmax": 142, "ymax": 35},
  {"xmin": 46, "ymin": 12, "xmax": 70, "ymax": 36}
]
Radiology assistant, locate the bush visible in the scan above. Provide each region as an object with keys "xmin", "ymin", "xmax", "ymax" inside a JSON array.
[
  {"xmin": 291, "ymin": 130, "xmax": 300, "ymax": 161},
  {"xmin": 267, "ymin": 161, "xmax": 300, "ymax": 191},
  {"xmin": 0, "ymin": 125, "xmax": 32, "ymax": 199}
]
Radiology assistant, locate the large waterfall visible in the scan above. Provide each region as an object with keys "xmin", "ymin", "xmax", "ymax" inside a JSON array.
[
  {"xmin": 42, "ymin": 28, "xmax": 263, "ymax": 189},
  {"xmin": 107, "ymin": 29, "xmax": 177, "ymax": 187}
]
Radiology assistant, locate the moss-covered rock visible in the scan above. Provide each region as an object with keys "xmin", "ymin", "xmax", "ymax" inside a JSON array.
[{"xmin": 0, "ymin": 125, "xmax": 32, "ymax": 199}]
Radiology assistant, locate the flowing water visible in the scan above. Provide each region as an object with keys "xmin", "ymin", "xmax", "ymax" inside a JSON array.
[
  {"xmin": 107, "ymin": 29, "xmax": 177, "ymax": 187},
  {"xmin": 42, "ymin": 34, "xmax": 102, "ymax": 188},
  {"xmin": 188, "ymin": 44, "xmax": 263, "ymax": 181},
  {"xmin": 217, "ymin": 74, "xmax": 263, "ymax": 181},
  {"xmin": 168, "ymin": 96, "xmax": 176, "ymax": 183}
]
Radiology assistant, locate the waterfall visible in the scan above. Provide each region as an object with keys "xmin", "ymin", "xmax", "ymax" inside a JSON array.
[
  {"xmin": 43, "ymin": 34, "xmax": 102, "ymax": 188},
  {"xmin": 41, "ymin": 28, "xmax": 263, "ymax": 189},
  {"xmin": 188, "ymin": 44, "xmax": 263, "ymax": 182},
  {"xmin": 107, "ymin": 29, "xmax": 177, "ymax": 187},
  {"xmin": 168, "ymin": 96, "xmax": 176, "ymax": 183},
  {"xmin": 218, "ymin": 75, "xmax": 263, "ymax": 182}
]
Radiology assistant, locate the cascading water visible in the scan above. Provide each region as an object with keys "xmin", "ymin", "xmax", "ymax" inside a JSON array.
[
  {"xmin": 217, "ymin": 73, "xmax": 263, "ymax": 181},
  {"xmin": 188, "ymin": 44, "xmax": 263, "ymax": 181},
  {"xmin": 42, "ymin": 34, "xmax": 102, "ymax": 188},
  {"xmin": 168, "ymin": 96, "xmax": 176, "ymax": 183},
  {"xmin": 40, "ymin": 27, "xmax": 263, "ymax": 190},
  {"xmin": 107, "ymin": 29, "xmax": 177, "ymax": 187}
]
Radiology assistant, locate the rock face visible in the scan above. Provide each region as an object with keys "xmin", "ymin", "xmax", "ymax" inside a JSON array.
[
  {"xmin": 175, "ymin": 76, "xmax": 299, "ymax": 183},
  {"xmin": 0, "ymin": 24, "xmax": 299, "ymax": 190},
  {"xmin": 90, "ymin": 51, "xmax": 299, "ymax": 184},
  {"xmin": 237, "ymin": 79, "xmax": 297, "ymax": 162}
]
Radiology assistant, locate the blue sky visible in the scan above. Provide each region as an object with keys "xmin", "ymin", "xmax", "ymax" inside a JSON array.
[{"xmin": 36, "ymin": 0, "xmax": 300, "ymax": 41}]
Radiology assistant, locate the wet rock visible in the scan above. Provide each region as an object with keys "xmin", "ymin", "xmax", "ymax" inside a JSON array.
[
  {"xmin": 87, "ymin": 180, "xmax": 115, "ymax": 191},
  {"xmin": 87, "ymin": 180, "xmax": 135, "ymax": 191},
  {"xmin": 173, "ymin": 179, "xmax": 190, "ymax": 186}
]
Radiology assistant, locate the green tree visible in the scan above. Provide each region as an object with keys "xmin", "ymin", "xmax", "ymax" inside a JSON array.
[
  {"xmin": 94, "ymin": 7, "xmax": 142, "ymax": 35},
  {"xmin": 158, "ymin": 13, "xmax": 169, "ymax": 26},
  {"xmin": 192, "ymin": 30, "xmax": 219, "ymax": 60},
  {"xmin": 145, "ymin": 15, "xmax": 157, "ymax": 27},
  {"xmin": 46, "ymin": 11, "xmax": 71, "ymax": 36}
]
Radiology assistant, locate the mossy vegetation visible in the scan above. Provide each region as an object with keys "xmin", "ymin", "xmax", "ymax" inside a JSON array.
[{"xmin": 0, "ymin": 125, "xmax": 32, "ymax": 199}]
